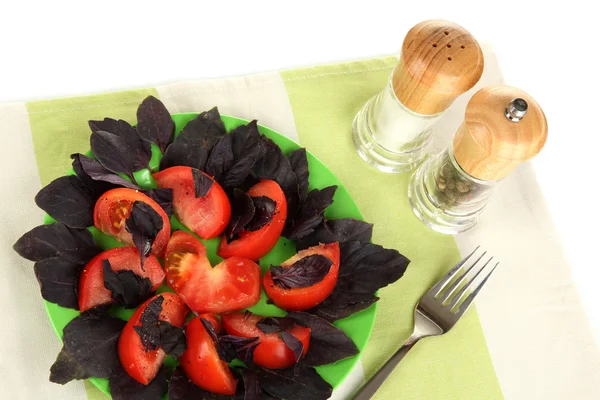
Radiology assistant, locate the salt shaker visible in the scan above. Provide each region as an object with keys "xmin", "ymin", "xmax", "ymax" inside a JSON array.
[
  {"xmin": 352, "ymin": 19, "xmax": 484, "ymax": 173},
  {"xmin": 409, "ymin": 85, "xmax": 548, "ymax": 234}
]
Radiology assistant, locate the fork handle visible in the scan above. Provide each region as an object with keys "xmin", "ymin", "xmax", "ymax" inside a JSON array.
[{"xmin": 352, "ymin": 333, "xmax": 421, "ymax": 400}]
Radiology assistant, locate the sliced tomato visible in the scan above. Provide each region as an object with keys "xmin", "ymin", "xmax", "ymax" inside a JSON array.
[
  {"xmin": 179, "ymin": 317, "xmax": 238, "ymax": 395},
  {"xmin": 222, "ymin": 313, "xmax": 311, "ymax": 369},
  {"xmin": 153, "ymin": 166, "xmax": 231, "ymax": 240},
  {"xmin": 118, "ymin": 293, "xmax": 188, "ymax": 385},
  {"xmin": 165, "ymin": 231, "xmax": 261, "ymax": 314},
  {"xmin": 93, "ymin": 188, "xmax": 171, "ymax": 257},
  {"xmin": 263, "ymin": 242, "xmax": 340, "ymax": 311},
  {"xmin": 217, "ymin": 179, "xmax": 287, "ymax": 260},
  {"xmin": 78, "ymin": 247, "xmax": 165, "ymax": 312}
]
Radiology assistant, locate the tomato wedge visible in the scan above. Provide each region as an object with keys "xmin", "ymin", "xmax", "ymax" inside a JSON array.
[
  {"xmin": 93, "ymin": 188, "xmax": 171, "ymax": 257},
  {"xmin": 165, "ymin": 231, "xmax": 261, "ymax": 314},
  {"xmin": 179, "ymin": 317, "xmax": 238, "ymax": 395},
  {"xmin": 217, "ymin": 179, "xmax": 287, "ymax": 260},
  {"xmin": 153, "ymin": 166, "xmax": 231, "ymax": 240},
  {"xmin": 118, "ymin": 293, "xmax": 188, "ymax": 384},
  {"xmin": 263, "ymin": 242, "xmax": 340, "ymax": 311},
  {"xmin": 78, "ymin": 247, "xmax": 165, "ymax": 312},
  {"xmin": 222, "ymin": 313, "xmax": 311, "ymax": 369}
]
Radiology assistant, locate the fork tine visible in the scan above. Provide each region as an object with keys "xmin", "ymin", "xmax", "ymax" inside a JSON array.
[
  {"xmin": 449, "ymin": 259, "xmax": 498, "ymax": 313},
  {"xmin": 428, "ymin": 246, "xmax": 480, "ymax": 298},
  {"xmin": 440, "ymin": 251, "xmax": 487, "ymax": 304}
]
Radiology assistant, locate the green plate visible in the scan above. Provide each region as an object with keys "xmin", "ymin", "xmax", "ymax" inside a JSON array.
[{"xmin": 43, "ymin": 113, "xmax": 376, "ymax": 397}]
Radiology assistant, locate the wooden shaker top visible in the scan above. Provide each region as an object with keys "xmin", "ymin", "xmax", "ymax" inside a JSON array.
[
  {"xmin": 392, "ymin": 20, "xmax": 484, "ymax": 115},
  {"xmin": 453, "ymin": 85, "xmax": 548, "ymax": 181}
]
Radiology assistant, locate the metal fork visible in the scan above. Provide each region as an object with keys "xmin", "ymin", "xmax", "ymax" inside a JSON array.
[{"xmin": 353, "ymin": 247, "xmax": 498, "ymax": 400}]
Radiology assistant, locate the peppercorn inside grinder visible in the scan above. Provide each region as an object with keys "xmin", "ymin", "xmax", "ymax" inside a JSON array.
[
  {"xmin": 409, "ymin": 85, "xmax": 548, "ymax": 234},
  {"xmin": 352, "ymin": 19, "xmax": 484, "ymax": 173}
]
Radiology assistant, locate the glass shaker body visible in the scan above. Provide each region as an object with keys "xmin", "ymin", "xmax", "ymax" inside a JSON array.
[
  {"xmin": 352, "ymin": 76, "xmax": 443, "ymax": 173},
  {"xmin": 409, "ymin": 146, "xmax": 497, "ymax": 234}
]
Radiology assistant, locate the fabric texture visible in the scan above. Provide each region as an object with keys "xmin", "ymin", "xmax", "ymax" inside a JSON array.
[{"xmin": 0, "ymin": 52, "xmax": 598, "ymax": 400}]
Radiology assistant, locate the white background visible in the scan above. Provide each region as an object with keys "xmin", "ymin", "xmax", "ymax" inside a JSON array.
[{"xmin": 1, "ymin": 0, "xmax": 598, "ymax": 345}]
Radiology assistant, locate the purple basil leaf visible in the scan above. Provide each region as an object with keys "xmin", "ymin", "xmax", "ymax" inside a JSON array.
[
  {"xmin": 110, "ymin": 363, "xmax": 169, "ymax": 400},
  {"xmin": 287, "ymin": 312, "xmax": 358, "ymax": 366},
  {"xmin": 142, "ymin": 188, "xmax": 174, "ymax": 217},
  {"xmin": 271, "ymin": 255, "xmax": 332, "ymax": 290},
  {"xmin": 49, "ymin": 311, "xmax": 126, "ymax": 384},
  {"xmin": 244, "ymin": 310, "xmax": 252, "ymax": 321},
  {"xmin": 34, "ymin": 175, "xmax": 95, "ymax": 228},
  {"xmin": 283, "ymin": 186, "xmax": 337, "ymax": 241},
  {"xmin": 89, "ymin": 118, "xmax": 152, "ymax": 171},
  {"xmin": 71, "ymin": 153, "xmax": 140, "ymax": 191},
  {"xmin": 219, "ymin": 335, "xmax": 260, "ymax": 366},
  {"xmin": 246, "ymin": 196, "xmax": 276, "ymax": 232},
  {"xmin": 280, "ymin": 331, "xmax": 304, "ymax": 364},
  {"xmin": 157, "ymin": 321, "xmax": 187, "ymax": 358},
  {"xmin": 308, "ymin": 296, "xmax": 379, "ymax": 322},
  {"xmin": 252, "ymin": 136, "xmax": 297, "ymax": 198},
  {"xmin": 256, "ymin": 317, "xmax": 296, "ymax": 334},
  {"xmin": 287, "ymin": 148, "xmax": 309, "ymax": 205},
  {"xmin": 102, "ymin": 260, "xmax": 152, "ymax": 309},
  {"xmin": 90, "ymin": 130, "xmax": 135, "ymax": 181},
  {"xmin": 14, "ymin": 223, "xmax": 100, "ymax": 264},
  {"xmin": 125, "ymin": 201, "xmax": 163, "ymax": 267},
  {"xmin": 34, "ymin": 257, "xmax": 81, "ymax": 309},
  {"xmin": 192, "ymin": 168, "xmax": 214, "ymax": 197},
  {"xmin": 257, "ymin": 365, "xmax": 332, "ymax": 400},
  {"xmin": 159, "ymin": 107, "xmax": 225, "ymax": 171},
  {"xmin": 169, "ymin": 366, "xmax": 240, "ymax": 400},
  {"xmin": 134, "ymin": 295, "xmax": 164, "ymax": 351},
  {"xmin": 199, "ymin": 317, "xmax": 219, "ymax": 343},
  {"xmin": 136, "ymin": 95, "xmax": 175, "ymax": 153},
  {"xmin": 241, "ymin": 370, "xmax": 262, "ymax": 400},
  {"xmin": 296, "ymin": 218, "xmax": 373, "ymax": 251},
  {"xmin": 225, "ymin": 189, "xmax": 255, "ymax": 240},
  {"xmin": 206, "ymin": 120, "xmax": 261, "ymax": 189}
]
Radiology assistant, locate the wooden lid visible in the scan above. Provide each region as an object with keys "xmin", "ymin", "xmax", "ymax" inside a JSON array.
[
  {"xmin": 453, "ymin": 85, "xmax": 548, "ymax": 181},
  {"xmin": 392, "ymin": 20, "xmax": 484, "ymax": 115}
]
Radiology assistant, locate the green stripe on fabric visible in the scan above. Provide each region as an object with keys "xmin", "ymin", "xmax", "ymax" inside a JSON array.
[
  {"xmin": 26, "ymin": 88, "xmax": 157, "ymax": 400},
  {"xmin": 281, "ymin": 57, "xmax": 503, "ymax": 400},
  {"xmin": 26, "ymin": 88, "xmax": 158, "ymax": 186}
]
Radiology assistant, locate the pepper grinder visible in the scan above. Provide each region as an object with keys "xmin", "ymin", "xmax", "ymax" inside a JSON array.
[
  {"xmin": 409, "ymin": 85, "xmax": 548, "ymax": 234},
  {"xmin": 352, "ymin": 19, "xmax": 484, "ymax": 173}
]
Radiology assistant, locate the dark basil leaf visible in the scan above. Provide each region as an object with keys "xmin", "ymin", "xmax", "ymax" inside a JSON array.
[
  {"xmin": 246, "ymin": 196, "xmax": 276, "ymax": 232},
  {"xmin": 192, "ymin": 168, "xmax": 214, "ymax": 197},
  {"xmin": 89, "ymin": 118, "xmax": 151, "ymax": 171},
  {"xmin": 200, "ymin": 317, "xmax": 219, "ymax": 343},
  {"xmin": 257, "ymin": 365, "xmax": 332, "ymax": 400},
  {"xmin": 34, "ymin": 175, "xmax": 94, "ymax": 228},
  {"xmin": 241, "ymin": 370, "xmax": 261, "ymax": 400},
  {"xmin": 256, "ymin": 316, "xmax": 295, "ymax": 334},
  {"xmin": 136, "ymin": 95, "xmax": 175, "ymax": 153},
  {"xmin": 134, "ymin": 295, "xmax": 163, "ymax": 352},
  {"xmin": 287, "ymin": 148, "xmax": 309, "ymax": 205},
  {"xmin": 225, "ymin": 189, "xmax": 255, "ymax": 240},
  {"xmin": 206, "ymin": 121, "xmax": 261, "ymax": 189},
  {"xmin": 125, "ymin": 201, "xmax": 163, "ymax": 267},
  {"xmin": 102, "ymin": 260, "xmax": 152, "ymax": 308},
  {"xmin": 287, "ymin": 312, "xmax": 359, "ymax": 366},
  {"xmin": 110, "ymin": 364, "xmax": 169, "ymax": 400},
  {"xmin": 281, "ymin": 331, "xmax": 304, "ymax": 364},
  {"xmin": 244, "ymin": 310, "xmax": 252, "ymax": 321},
  {"xmin": 296, "ymin": 218, "xmax": 373, "ymax": 251},
  {"xmin": 169, "ymin": 366, "xmax": 239, "ymax": 400},
  {"xmin": 283, "ymin": 186, "xmax": 337, "ymax": 240},
  {"xmin": 219, "ymin": 335, "xmax": 260, "ymax": 366},
  {"xmin": 252, "ymin": 136, "xmax": 297, "ymax": 198},
  {"xmin": 159, "ymin": 107, "xmax": 225, "ymax": 171},
  {"xmin": 142, "ymin": 188, "xmax": 174, "ymax": 217},
  {"xmin": 49, "ymin": 311, "xmax": 126, "ymax": 383},
  {"xmin": 309, "ymin": 242, "xmax": 409, "ymax": 321},
  {"xmin": 49, "ymin": 347, "xmax": 91, "ymax": 384},
  {"xmin": 14, "ymin": 223, "xmax": 100, "ymax": 264},
  {"xmin": 71, "ymin": 153, "xmax": 140, "ymax": 191},
  {"xmin": 34, "ymin": 257, "xmax": 81, "ymax": 309},
  {"xmin": 158, "ymin": 321, "xmax": 188, "ymax": 358},
  {"xmin": 90, "ymin": 130, "xmax": 135, "ymax": 181},
  {"xmin": 270, "ymin": 255, "xmax": 332, "ymax": 290}
]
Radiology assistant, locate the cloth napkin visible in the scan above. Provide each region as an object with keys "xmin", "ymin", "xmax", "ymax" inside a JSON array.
[{"xmin": 1, "ymin": 48, "xmax": 599, "ymax": 400}]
